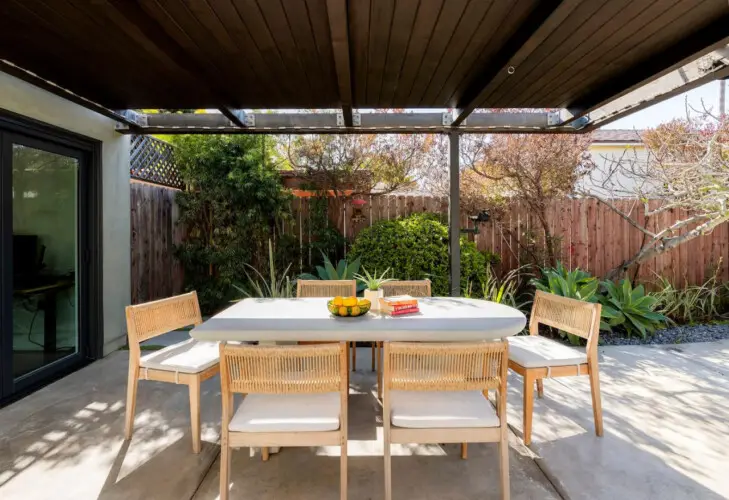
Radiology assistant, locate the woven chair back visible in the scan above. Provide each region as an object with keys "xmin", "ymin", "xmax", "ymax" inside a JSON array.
[
  {"xmin": 530, "ymin": 290, "xmax": 601, "ymax": 344},
  {"xmin": 220, "ymin": 343, "xmax": 347, "ymax": 395},
  {"xmin": 297, "ymin": 280, "xmax": 356, "ymax": 298},
  {"xmin": 125, "ymin": 292, "xmax": 202, "ymax": 344},
  {"xmin": 384, "ymin": 341, "xmax": 508, "ymax": 392},
  {"xmin": 380, "ymin": 280, "xmax": 431, "ymax": 298}
]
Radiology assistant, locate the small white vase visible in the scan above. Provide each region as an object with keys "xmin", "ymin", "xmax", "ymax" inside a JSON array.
[{"xmin": 364, "ymin": 289, "xmax": 384, "ymax": 311}]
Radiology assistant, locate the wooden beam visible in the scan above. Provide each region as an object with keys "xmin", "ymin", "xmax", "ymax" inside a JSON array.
[
  {"xmin": 452, "ymin": 0, "xmax": 572, "ymax": 126},
  {"xmin": 0, "ymin": 59, "xmax": 141, "ymax": 129},
  {"xmin": 563, "ymin": 15, "xmax": 729, "ymax": 127},
  {"xmin": 326, "ymin": 0, "xmax": 354, "ymax": 126},
  {"xmin": 219, "ymin": 108, "xmax": 247, "ymax": 128}
]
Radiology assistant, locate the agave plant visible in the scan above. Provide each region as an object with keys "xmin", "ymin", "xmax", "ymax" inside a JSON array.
[
  {"xmin": 599, "ymin": 279, "xmax": 668, "ymax": 338},
  {"xmin": 299, "ymin": 252, "xmax": 366, "ymax": 292},
  {"xmin": 532, "ymin": 262, "xmax": 599, "ymax": 302},
  {"xmin": 234, "ymin": 240, "xmax": 295, "ymax": 298},
  {"xmin": 353, "ymin": 267, "xmax": 395, "ymax": 291}
]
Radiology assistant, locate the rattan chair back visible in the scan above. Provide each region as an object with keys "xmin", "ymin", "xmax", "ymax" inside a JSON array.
[
  {"xmin": 384, "ymin": 341, "xmax": 508, "ymax": 393},
  {"xmin": 380, "ymin": 280, "xmax": 431, "ymax": 297},
  {"xmin": 297, "ymin": 280, "xmax": 357, "ymax": 298},
  {"xmin": 220, "ymin": 343, "xmax": 347, "ymax": 395},
  {"xmin": 530, "ymin": 290, "xmax": 601, "ymax": 349},
  {"xmin": 125, "ymin": 291, "xmax": 202, "ymax": 344}
]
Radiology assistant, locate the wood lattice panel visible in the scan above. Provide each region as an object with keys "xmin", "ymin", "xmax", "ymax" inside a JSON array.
[{"xmin": 130, "ymin": 135, "xmax": 182, "ymax": 189}]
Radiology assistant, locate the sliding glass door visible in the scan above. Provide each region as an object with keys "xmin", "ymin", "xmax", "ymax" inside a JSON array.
[{"xmin": 0, "ymin": 114, "xmax": 100, "ymax": 403}]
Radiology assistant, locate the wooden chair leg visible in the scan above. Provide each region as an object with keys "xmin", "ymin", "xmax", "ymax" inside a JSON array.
[
  {"xmin": 220, "ymin": 440, "xmax": 231, "ymax": 500},
  {"xmin": 536, "ymin": 378, "xmax": 544, "ymax": 398},
  {"xmin": 588, "ymin": 363, "xmax": 604, "ymax": 437},
  {"xmin": 523, "ymin": 372, "xmax": 535, "ymax": 446},
  {"xmin": 499, "ymin": 432, "xmax": 510, "ymax": 500},
  {"xmin": 262, "ymin": 447, "xmax": 270, "ymax": 461},
  {"xmin": 371, "ymin": 343, "xmax": 376, "ymax": 371},
  {"xmin": 384, "ymin": 439, "xmax": 392, "ymax": 500},
  {"xmin": 351, "ymin": 342, "xmax": 357, "ymax": 372},
  {"xmin": 189, "ymin": 380, "xmax": 202, "ymax": 454},
  {"xmin": 376, "ymin": 343, "xmax": 383, "ymax": 400},
  {"xmin": 460, "ymin": 443, "xmax": 468, "ymax": 459},
  {"xmin": 340, "ymin": 436, "xmax": 348, "ymax": 500},
  {"xmin": 124, "ymin": 364, "xmax": 139, "ymax": 440}
]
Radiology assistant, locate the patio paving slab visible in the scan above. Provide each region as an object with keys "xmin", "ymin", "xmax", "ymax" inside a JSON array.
[
  {"xmin": 506, "ymin": 339, "xmax": 729, "ymax": 500},
  {"xmin": 0, "ymin": 351, "xmax": 221, "ymax": 500}
]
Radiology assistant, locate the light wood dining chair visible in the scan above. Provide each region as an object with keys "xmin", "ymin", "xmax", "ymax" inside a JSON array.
[
  {"xmin": 382, "ymin": 341, "xmax": 510, "ymax": 500},
  {"xmin": 124, "ymin": 291, "xmax": 219, "ymax": 454},
  {"xmin": 508, "ymin": 290, "xmax": 603, "ymax": 445},
  {"xmin": 219, "ymin": 342, "xmax": 349, "ymax": 500},
  {"xmin": 375, "ymin": 280, "xmax": 431, "ymax": 398},
  {"xmin": 297, "ymin": 279, "xmax": 357, "ymax": 369}
]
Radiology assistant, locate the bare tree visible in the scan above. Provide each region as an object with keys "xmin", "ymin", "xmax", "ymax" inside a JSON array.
[
  {"xmin": 463, "ymin": 133, "xmax": 595, "ymax": 267},
  {"xmin": 581, "ymin": 110, "xmax": 729, "ymax": 280}
]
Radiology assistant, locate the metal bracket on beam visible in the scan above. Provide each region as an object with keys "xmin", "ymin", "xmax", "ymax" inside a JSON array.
[
  {"xmin": 337, "ymin": 112, "xmax": 360, "ymax": 126},
  {"xmin": 114, "ymin": 109, "xmax": 148, "ymax": 130},
  {"xmin": 443, "ymin": 111, "xmax": 465, "ymax": 127},
  {"xmin": 244, "ymin": 114, "xmax": 255, "ymax": 127},
  {"xmin": 547, "ymin": 110, "xmax": 590, "ymax": 129},
  {"xmin": 547, "ymin": 111, "xmax": 561, "ymax": 126}
]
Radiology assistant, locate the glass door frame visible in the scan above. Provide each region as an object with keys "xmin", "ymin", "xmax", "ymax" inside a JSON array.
[{"xmin": 0, "ymin": 109, "xmax": 103, "ymax": 403}]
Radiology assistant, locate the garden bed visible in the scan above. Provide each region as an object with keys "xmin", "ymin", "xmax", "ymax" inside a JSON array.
[{"xmin": 600, "ymin": 322, "xmax": 729, "ymax": 346}]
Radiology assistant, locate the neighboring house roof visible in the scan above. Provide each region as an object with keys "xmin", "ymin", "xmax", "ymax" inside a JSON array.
[{"xmin": 591, "ymin": 129, "xmax": 644, "ymax": 144}]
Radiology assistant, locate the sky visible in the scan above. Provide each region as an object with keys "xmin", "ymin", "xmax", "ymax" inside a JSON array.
[{"xmin": 605, "ymin": 80, "xmax": 727, "ymax": 130}]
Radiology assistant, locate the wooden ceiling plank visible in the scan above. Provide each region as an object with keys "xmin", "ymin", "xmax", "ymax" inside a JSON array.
[
  {"xmin": 231, "ymin": 0, "xmax": 304, "ymax": 103},
  {"xmin": 379, "ymin": 0, "xmax": 420, "ymax": 106},
  {"xmin": 282, "ymin": 0, "xmax": 335, "ymax": 106},
  {"xmin": 348, "ymin": 0, "xmax": 371, "ymax": 105},
  {"xmin": 551, "ymin": 0, "xmax": 722, "ymax": 110},
  {"xmin": 560, "ymin": 10, "xmax": 729, "ymax": 121},
  {"xmin": 325, "ymin": 0, "xmax": 353, "ymax": 124},
  {"xmin": 486, "ymin": 0, "xmax": 616, "ymax": 108},
  {"xmin": 436, "ymin": 0, "xmax": 518, "ymax": 106},
  {"xmin": 366, "ymin": 0, "xmax": 395, "ymax": 106},
  {"xmin": 256, "ymin": 0, "xmax": 316, "ymax": 104},
  {"xmin": 417, "ymin": 0, "xmax": 492, "ymax": 106},
  {"xmin": 452, "ymin": 0, "xmax": 579, "ymax": 126},
  {"xmin": 307, "ymin": 0, "xmax": 341, "ymax": 105},
  {"xmin": 391, "ymin": 0, "xmax": 444, "ymax": 105},
  {"xmin": 407, "ymin": 0, "xmax": 469, "ymax": 107},
  {"xmin": 521, "ymin": 0, "xmax": 685, "ymax": 108}
]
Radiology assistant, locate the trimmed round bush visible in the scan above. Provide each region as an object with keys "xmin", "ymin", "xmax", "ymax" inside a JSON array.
[{"xmin": 349, "ymin": 213, "xmax": 487, "ymax": 296}]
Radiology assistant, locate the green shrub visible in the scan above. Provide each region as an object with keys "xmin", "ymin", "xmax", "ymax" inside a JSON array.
[
  {"xmin": 172, "ymin": 135, "xmax": 292, "ymax": 313},
  {"xmin": 348, "ymin": 213, "xmax": 487, "ymax": 296},
  {"xmin": 654, "ymin": 270, "xmax": 729, "ymax": 324}
]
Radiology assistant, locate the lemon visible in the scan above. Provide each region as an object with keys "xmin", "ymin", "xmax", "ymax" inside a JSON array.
[
  {"xmin": 358, "ymin": 298, "xmax": 370, "ymax": 307},
  {"xmin": 338, "ymin": 306, "xmax": 349, "ymax": 316},
  {"xmin": 343, "ymin": 297, "xmax": 358, "ymax": 307},
  {"xmin": 328, "ymin": 302, "xmax": 339, "ymax": 314},
  {"xmin": 350, "ymin": 306, "xmax": 361, "ymax": 316},
  {"xmin": 332, "ymin": 296, "xmax": 344, "ymax": 307}
]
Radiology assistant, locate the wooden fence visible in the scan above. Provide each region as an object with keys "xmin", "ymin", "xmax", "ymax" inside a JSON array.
[
  {"xmin": 130, "ymin": 180, "xmax": 185, "ymax": 304},
  {"xmin": 285, "ymin": 194, "xmax": 729, "ymax": 287}
]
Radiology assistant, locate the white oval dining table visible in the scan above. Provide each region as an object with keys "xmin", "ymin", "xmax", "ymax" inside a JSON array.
[{"xmin": 190, "ymin": 297, "xmax": 526, "ymax": 342}]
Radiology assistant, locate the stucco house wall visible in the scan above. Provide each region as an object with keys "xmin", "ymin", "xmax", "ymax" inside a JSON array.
[
  {"xmin": 0, "ymin": 71, "xmax": 131, "ymax": 355},
  {"xmin": 579, "ymin": 130, "xmax": 649, "ymax": 198}
]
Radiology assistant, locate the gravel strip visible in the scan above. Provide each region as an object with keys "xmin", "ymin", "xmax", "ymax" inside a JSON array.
[{"xmin": 600, "ymin": 322, "xmax": 729, "ymax": 346}]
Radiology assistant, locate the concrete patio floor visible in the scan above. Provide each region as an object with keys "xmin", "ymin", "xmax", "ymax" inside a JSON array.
[{"xmin": 0, "ymin": 339, "xmax": 727, "ymax": 499}]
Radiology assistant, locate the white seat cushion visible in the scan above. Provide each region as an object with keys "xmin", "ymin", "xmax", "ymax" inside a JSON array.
[
  {"xmin": 508, "ymin": 335, "xmax": 587, "ymax": 368},
  {"xmin": 229, "ymin": 393, "xmax": 340, "ymax": 433},
  {"xmin": 390, "ymin": 391, "xmax": 499, "ymax": 429},
  {"xmin": 140, "ymin": 338, "xmax": 219, "ymax": 374}
]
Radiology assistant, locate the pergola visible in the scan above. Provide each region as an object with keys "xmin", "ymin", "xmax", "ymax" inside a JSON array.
[{"xmin": 2, "ymin": 0, "xmax": 728, "ymax": 294}]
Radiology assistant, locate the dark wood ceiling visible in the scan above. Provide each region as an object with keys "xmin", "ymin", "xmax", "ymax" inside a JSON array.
[{"xmin": 0, "ymin": 0, "xmax": 727, "ymax": 112}]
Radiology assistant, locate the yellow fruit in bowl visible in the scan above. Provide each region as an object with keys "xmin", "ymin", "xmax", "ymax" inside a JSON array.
[
  {"xmin": 332, "ymin": 296, "xmax": 344, "ymax": 307},
  {"xmin": 350, "ymin": 306, "xmax": 361, "ymax": 316},
  {"xmin": 328, "ymin": 302, "xmax": 339, "ymax": 314},
  {"xmin": 338, "ymin": 306, "xmax": 349, "ymax": 316},
  {"xmin": 358, "ymin": 298, "xmax": 370, "ymax": 307},
  {"xmin": 343, "ymin": 297, "xmax": 358, "ymax": 307}
]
